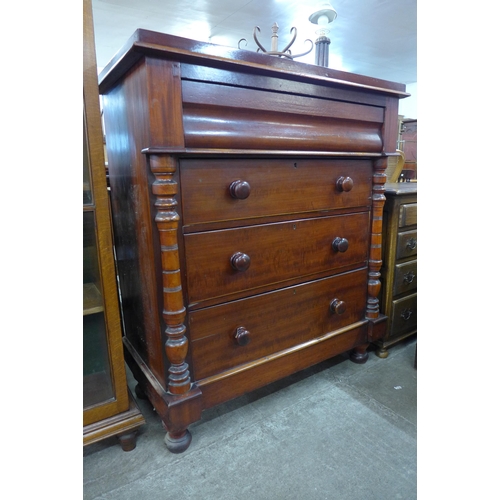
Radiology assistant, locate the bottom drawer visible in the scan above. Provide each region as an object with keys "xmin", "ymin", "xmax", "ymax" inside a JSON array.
[
  {"xmin": 189, "ymin": 268, "xmax": 368, "ymax": 381},
  {"xmin": 390, "ymin": 293, "xmax": 417, "ymax": 337}
]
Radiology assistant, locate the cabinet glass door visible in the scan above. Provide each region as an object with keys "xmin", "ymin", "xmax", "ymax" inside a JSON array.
[
  {"xmin": 82, "ymin": 0, "xmax": 143, "ymax": 445},
  {"xmin": 83, "ymin": 209, "xmax": 114, "ymax": 408},
  {"xmin": 83, "ymin": 107, "xmax": 126, "ymax": 425}
]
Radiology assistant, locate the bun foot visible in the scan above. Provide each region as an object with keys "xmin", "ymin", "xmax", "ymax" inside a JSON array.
[
  {"xmin": 135, "ymin": 383, "xmax": 147, "ymax": 400},
  {"xmin": 376, "ymin": 347, "xmax": 389, "ymax": 358},
  {"xmin": 118, "ymin": 432, "xmax": 138, "ymax": 452},
  {"xmin": 350, "ymin": 348, "xmax": 369, "ymax": 364},
  {"xmin": 164, "ymin": 429, "xmax": 192, "ymax": 454}
]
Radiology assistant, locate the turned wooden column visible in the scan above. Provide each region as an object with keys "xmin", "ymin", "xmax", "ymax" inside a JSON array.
[
  {"xmin": 150, "ymin": 154, "xmax": 191, "ymax": 395},
  {"xmin": 366, "ymin": 157, "xmax": 387, "ymax": 319},
  {"xmin": 149, "ymin": 153, "xmax": 200, "ymax": 452},
  {"xmin": 350, "ymin": 157, "xmax": 387, "ymax": 363}
]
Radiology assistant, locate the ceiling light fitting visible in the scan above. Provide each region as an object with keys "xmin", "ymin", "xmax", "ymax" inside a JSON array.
[{"xmin": 309, "ymin": 3, "xmax": 337, "ymax": 67}]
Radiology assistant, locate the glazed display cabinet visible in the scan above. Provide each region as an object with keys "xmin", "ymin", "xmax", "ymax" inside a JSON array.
[{"xmin": 83, "ymin": 0, "xmax": 144, "ymax": 450}]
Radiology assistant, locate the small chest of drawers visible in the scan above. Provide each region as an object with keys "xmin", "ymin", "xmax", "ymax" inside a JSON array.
[
  {"xmin": 376, "ymin": 182, "xmax": 417, "ymax": 357},
  {"xmin": 99, "ymin": 29, "xmax": 407, "ymax": 453}
]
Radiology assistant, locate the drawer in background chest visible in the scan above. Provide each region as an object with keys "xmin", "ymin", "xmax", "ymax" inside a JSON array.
[
  {"xmin": 179, "ymin": 158, "xmax": 373, "ymax": 226},
  {"xmin": 396, "ymin": 230, "xmax": 417, "ymax": 259},
  {"xmin": 393, "ymin": 260, "xmax": 417, "ymax": 295},
  {"xmin": 183, "ymin": 212, "xmax": 370, "ymax": 305},
  {"xmin": 390, "ymin": 293, "xmax": 417, "ymax": 337},
  {"xmin": 188, "ymin": 268, "xmax": 368, "ymax": 381},
  {"xmin": 399, "ymin": 203, "xmax": 417, "ymax": 228}
]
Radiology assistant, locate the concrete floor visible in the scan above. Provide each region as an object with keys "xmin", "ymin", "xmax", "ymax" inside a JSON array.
[{"xmin": 83, "ymin": 336, "xmax": 417, "ymax": 500}]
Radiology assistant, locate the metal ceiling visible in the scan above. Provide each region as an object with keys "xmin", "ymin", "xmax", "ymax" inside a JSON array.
[{"xmin": 91, "ymin": 0, "xmax": 417, "ymax": 85}]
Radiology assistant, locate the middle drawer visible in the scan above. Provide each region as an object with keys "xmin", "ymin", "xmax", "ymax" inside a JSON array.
[{"xmin": 184, "ymin": 212, "xmax": 370, "ymax": 305}]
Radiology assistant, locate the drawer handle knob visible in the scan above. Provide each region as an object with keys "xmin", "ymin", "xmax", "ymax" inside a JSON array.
[
  {"xmin": 332, "ymin": 237, "xmax": 349, "ymax": 253},
  {"xmin": 230, "ymin": 252, "xmax": 251, "ymax": 271},
  {"xmin": 406, "ymin": 237, "xmax": 417, "ymax": 250},
  {"xmin": 336, "ymin": 176, "xmax": 354, "ymax": 192},
  {"xmin": 403, "ymin": 271, "xmax": 416, "ymax": 284},
  {"xmin": 330, "ymin": 299, "xmax": 346, "ymax": 315},
  {"xmin": 401, "ymin": 308, "xmax": 413, "ymax": 321},
  {"xmin": 234, "ymin": 326, "xmax": 251, "ymax": 346},
  {"xmin": 229, "ymin": 180, "xmax": 251, "ymax": 199}
]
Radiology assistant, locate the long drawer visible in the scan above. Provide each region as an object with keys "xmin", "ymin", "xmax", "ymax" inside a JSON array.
[
  {"xmin": 180, "ymin": 158, "xmax": 373, "ymax": 225},
  {"xmin": 189, "ymin": 268, "xmax": 368, "ymax": 381},
  {"xmin": 184, "ymin": 212, "xmax": 370, "ymax": 304},
  {"xmin": 393, "ymin": 259, "xmax": 417, "ymax": 295}
]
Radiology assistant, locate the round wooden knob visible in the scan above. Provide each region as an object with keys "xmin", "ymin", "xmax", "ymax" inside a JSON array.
[
  {"xmin": 234, "ymin": 326, "xmax": 251, "ymax": 346},
  {"xmin": 336, "ymin": 176, "xmax": 354, "ymax": 192},
  {"xmin": 332, "ymin": 237, "xmax": 349, "ymax": 253},
  {"xmin": 230, "ymin": 252, "xmax": 251, "ymax": 271},
  {"xmin": 229, "ymin": 180, "xmax": 251, "ymax": 199},
  {"xmin": 330, "ymin": 299, "xmax": 346, "ymax": 315}
]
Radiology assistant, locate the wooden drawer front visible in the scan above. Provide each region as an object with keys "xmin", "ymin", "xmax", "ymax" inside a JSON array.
[
  {"xmin": 393, "ymin": 260, "xmax": 417, "ymax": 295},
  {"xmin": 181, "ymin": 80, "xmax": 384, "ymax": 152},
  {"xmin": 180, "ymin": 158, "xmax": 372, "ymax": 226},
  {"xmin": 396, "ymin": 230, "xmax": 417, "ymax": 259},
  {"xmin": 184, "ymin": 212, "xmax": 370, "ymax": 304},
  {"xmin": 390, "ymin": 293, "xmax": 417, "ymax": 337},
  {"xmin": 399, "ymin": 203, "xmax": 417, "ymax": 228},
  {"xmin": 189, "ymin": 268, "xmax": 368, "ymax": 380}
]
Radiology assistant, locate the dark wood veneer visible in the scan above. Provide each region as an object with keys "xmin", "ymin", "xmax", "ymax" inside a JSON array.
[
  {"xmin": 180, "ymin": 158, "xmax": 372, "ymax": 226},
  {"xmin": 375, "ymin": 183, "xmax": 417, "ymax": 357},
  {"xmin": 184, "ymin": 212, "xmax": 370, "ymax": 305},
  {"xmin": 100, "ymin": 30, "xmax": 407, "ymax": 453},
  {"xmin": 190, "ymin": 268, "xmax": 368, "ymax": 381}
]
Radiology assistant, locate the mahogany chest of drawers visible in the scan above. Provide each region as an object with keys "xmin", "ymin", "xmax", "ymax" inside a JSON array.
[
  {"xmin": 375, "ymin": 182, "xmax": 417, "ymax": 357},
  {"xmin": 98, "ymin": 29, "xmax": 408, "ymax": 453}
]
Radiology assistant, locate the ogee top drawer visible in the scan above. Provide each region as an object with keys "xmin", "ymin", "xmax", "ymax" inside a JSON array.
[
  {"xmin": 184, "ymin": 212, "xmax": 370, "ymax": 305},
  {"xmin": 180, "ymin": 158, "xmax": 372, "ymax": 225}
]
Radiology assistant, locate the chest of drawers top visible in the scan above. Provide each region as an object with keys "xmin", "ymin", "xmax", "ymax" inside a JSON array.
[{"xmin": 99, "ymin": 29, "xmax": 407, "ymax": 156}]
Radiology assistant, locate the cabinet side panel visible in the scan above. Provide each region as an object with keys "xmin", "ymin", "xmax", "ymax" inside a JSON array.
[
  {"xmin": 102, "ymin": 61, "xmax": 166, "ymax": 389},
  {"xmin": 382, "ymin": 97, "xmax": 400, "ymax": 153},
  {"xmin": 146, "ymin": 57, "xmax": 185, "ymax": 148}
]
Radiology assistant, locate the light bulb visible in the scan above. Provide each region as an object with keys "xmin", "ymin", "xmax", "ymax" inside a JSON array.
[{"xmin": 318, "ymin": 14, "xmax": 329, "ymax": 26}]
